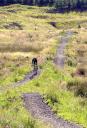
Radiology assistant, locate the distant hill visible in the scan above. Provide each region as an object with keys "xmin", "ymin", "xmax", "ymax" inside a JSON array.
[{"xmin": 0, "ymin": 0, "xmax": 87, "ymax": 11}]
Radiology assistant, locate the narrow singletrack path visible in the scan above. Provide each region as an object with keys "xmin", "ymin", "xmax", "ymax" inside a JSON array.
[
  {"xmin": 23, "ymin": 31, "xmax": 84, "ymax": 128},
  {"xmin": 54, "ymin": 31, "xmax": 73, "ymax": 68},
  {"xmin": 0, "ymin": 68, "xmax": 40, "ymax": 92},
  {"xmin": 12, "ymin": 69, "xmax": 40, "ymax": 87}
]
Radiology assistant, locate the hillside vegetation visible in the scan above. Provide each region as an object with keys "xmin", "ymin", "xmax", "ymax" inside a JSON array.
[{"xmin": 0, "ymin": 4, "xmax": 87, "ymax": 128}]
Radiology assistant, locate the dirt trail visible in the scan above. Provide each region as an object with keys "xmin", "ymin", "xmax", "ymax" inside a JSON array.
[
  {"xmin": 23, "ymin": 31, "xmax": 83, "ymax": 128},
  {"xmin": 23, "ymin": 93, "xmax": 83, "ymax": 128},
  {"xmin": 12, "ymin": 31, "xmax": 72, "ymax": 87},
  {"xmin": 54, "ymin": 31, "xmax": 73, "ymax": 68},
  {"xmin": 0, "ymin": 69, "xmax": 40, "ymax": 92},
  {"xmin": 12, "ymin": 69, "xmax": 40, "ymax": 87}
]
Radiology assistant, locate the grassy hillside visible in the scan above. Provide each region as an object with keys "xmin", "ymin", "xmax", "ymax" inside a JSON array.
[{"xmin": 0, "ymin": 4, "xmax": 87, "ymax": 128}]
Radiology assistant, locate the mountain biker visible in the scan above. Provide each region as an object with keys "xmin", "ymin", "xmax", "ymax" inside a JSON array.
[{"xmin": 32, "ymin": 58, "xmax": 38, "ymax": 71}]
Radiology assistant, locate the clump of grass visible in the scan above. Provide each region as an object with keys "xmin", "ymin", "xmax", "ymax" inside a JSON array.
[
  {"xmin": 67, "ymin": 78, "xmax": 87, "ymax": 97},
  {"xmin": 66, "ymin": 57, "xmax": 77, "ymax": 67},
  {"xmin": 45, "ymin": 91, "xmax": 58, "ymax": 106}
]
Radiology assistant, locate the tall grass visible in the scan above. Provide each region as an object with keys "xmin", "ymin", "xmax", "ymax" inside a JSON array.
[{"xmin": 0, "ymin": 4, "xmax": 87, "ymax": 128}]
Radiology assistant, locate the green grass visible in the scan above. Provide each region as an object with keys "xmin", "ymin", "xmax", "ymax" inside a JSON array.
[
  {"xmin": 0, "ymin": 4, "xmax": 87, "ymax": 128},
  {"xmin": 1, "ymin": 61, "xmax": 87, "ymax": 127},
  {"xmin": 0, "ymin": 92, "xmax": 47, "ymax": 128},
  {"xmin": 0, "ymin": 64, "xmax": 31, "ymax": 89}
]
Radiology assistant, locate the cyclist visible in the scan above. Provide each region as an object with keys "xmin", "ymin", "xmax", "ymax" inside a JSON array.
[{"xmin": 32, "ymin": 58, "xmax": 38, "ymax": 71}]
